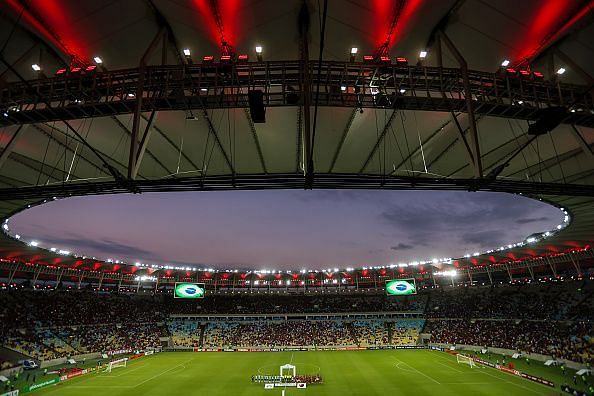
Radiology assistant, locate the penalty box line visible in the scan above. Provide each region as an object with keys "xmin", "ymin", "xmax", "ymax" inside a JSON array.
[
  {"xmin": 392, "ymin": 357, "xmax": 441, "ymax": 385},
  {"xmin": 432, "ymin": 350, "xmax": 546, "ymax": 395}
]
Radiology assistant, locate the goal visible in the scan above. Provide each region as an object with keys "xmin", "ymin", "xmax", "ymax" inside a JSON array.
[
  {"xmin": 104, "ymin": 357, "xmax": 128, "ymax": 373},
  {"xmin": 456, "ymin": 354, "xmax": 476, "ymax": 368}
]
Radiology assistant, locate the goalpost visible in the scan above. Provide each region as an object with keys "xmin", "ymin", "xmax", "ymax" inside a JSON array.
[
  {"xmin": 456, "ymin": 354, "xmax": 476, "ymax": 368},
  {"xmin": 104, "ymin": 357, "xmax": 128, "ymax": 373},
  {"xmin": 280, "ymin": 364, "xmax": 296, "ymax": 381}
]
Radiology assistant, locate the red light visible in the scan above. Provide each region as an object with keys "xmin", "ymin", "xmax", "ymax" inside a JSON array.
[
  {"xmin": 220, "ymin": 55, "xmax": 231, "ymax": 61},
  {"xmin": 519, "ymin": 70, "xmax": 531, "ymax": 78},
  {"xmin": 395, "ymin": 57, "xmax": 408, "ymax": 66},
  {"xmin": 379, "ymin": 56, "xmax": 390, "ymax": 63},
  {"xmin": 237, "ymin": 54, "xmax": 249, "ymax": 62},
  {"xmin": 85, "ymin": 65, "xmax": 97, "ymax": 72},
  {"xmin": 70, "ymin": 67, "xmax": 81, "ymax": 73},
  {"xmin": 203, "ymin": 55, "xmax": 214, "ymax": 62},
  {"xmin": 363, "ymin": 55, "xmax": 374, "ymax": 62},
  {"xmin": 55, "ymin": 68, "xmax": 67, "ymax": 75},
  {"xmin": 533, "ymin": 71, "xmax": 544, "ymax": 79},
  {"xmin": 505, "ymin": 68, "xmax": 517, "ymax": 74}
]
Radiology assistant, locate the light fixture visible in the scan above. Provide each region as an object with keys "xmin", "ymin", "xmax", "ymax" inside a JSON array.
[
  {"xmin": 419, "ymin": 50, "xmax": 427, "ymax": 59},
  {"xmin": 556, "ymin": 67, "xmax": 566, "ymax": 75},
  {"xmin": 501, "ymin": 59, "xmax": 510, "ymax": 67},
  {"xmin": 93, "ymin": 56, "xmax": 103, "ymax": 64},
  {"xmin": 31, "ymin": 64, "xmax": 41, "ymax": 71},
  {"xmin": 255, "ymin": 45, "xmax": 263, "ymax": 54},
  {"xmin": 30, "ymin": 241, "xmax": 39, "ymax": 247},
  {"xmin": 350, "ymin": 47, "xmax": 358, "ymax": 55},
  {"xmin": 183, "ymin": 48, "xmax": 191, "ymax": 56}
]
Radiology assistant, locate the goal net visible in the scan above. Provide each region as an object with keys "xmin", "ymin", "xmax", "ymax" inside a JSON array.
[
  {"xmin": 104, "ymin": 357, "xmax": 128, "ymax": 373},
  {"xmin": 456, "ymin": 354, "xmax": 476, "ymax": 368}
]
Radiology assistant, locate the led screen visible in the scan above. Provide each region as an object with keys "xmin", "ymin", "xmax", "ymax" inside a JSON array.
[
  {"xmin": 385, "ymin": 279, "xmax": 417, "ymax": 295},
  {"xmin": 174, "ymin": 283, "xmax": 205, "ymax": 299}
]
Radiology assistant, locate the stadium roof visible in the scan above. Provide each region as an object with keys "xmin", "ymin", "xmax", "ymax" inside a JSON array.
[{"xmin": 0, "ymin": 0, "xmax": 593, "ymax": 275}]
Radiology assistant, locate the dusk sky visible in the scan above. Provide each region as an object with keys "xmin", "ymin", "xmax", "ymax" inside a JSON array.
[{"xmin": 8, "ymin": 190, "xmax": 563, "ymax": 270}]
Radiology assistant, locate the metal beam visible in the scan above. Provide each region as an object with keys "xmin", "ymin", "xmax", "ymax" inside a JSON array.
[
  {"xmin": 243, "ymin": 108, "xmax": 267, "ymax": 174},
  {"xmin": 439, "ymin": 31, "xmax": 482, "ymax": 178},
  {"xmin": 329, "ymin": 108, "xmax": 358, "ymax": 173},
  {"xmin": 0, "ymin": 124, "xmax": 26, "ymax": 170},
  {"xmin": 359, "ymin": 109, "xmax": 399, "ymax": 173},
  {"xmin": 111, "ymin": 116, "xmax": 171, "ymax": 176},
  {"xmin": 132, "ymin": 110, "xmax": 157, "ymax": 179},
  {"xmin": 570, "ymin": 125, "xmax": 594, "ymax": 159},
  {"xmin": 129, "ymin": 28, "xmax": 166, "ymax": 180}
]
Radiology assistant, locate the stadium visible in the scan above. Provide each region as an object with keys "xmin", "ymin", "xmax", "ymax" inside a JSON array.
[{"xmin": 1, "ymin": 0, "xmax": 594, "ymax": 395}]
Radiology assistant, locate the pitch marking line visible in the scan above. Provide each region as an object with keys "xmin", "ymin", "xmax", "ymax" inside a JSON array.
[
  {"xmin": 431, "ymin": 351, "xmax": 546, "ymax": 395},
  {"xmin": 131, "ymin": 358, "xmax": 194, "ymax": 388},
  {"xmin": 392, "ymin": 357, "xmax": 441, "ymax": 385},
  {"xmin": 99, "ymin": 364, "xmax": 147, "ymax": 377},
  {"xmin": 434, "ymin": 360, "xmax": 463, "ymax": 373}
]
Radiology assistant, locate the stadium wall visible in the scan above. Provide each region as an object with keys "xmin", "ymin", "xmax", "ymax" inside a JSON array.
[{"xmin": 429, "ymin": 343, "xmax": 585, "ymax": 370}]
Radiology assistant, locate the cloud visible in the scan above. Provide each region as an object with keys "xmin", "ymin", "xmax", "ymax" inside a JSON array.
[
  {"xmin": 390, "ymin": 243, "xmax": 414, "ymax": 250},
  {"xmin": 515, "ymin": 216, "xmax": 550, "ymax": 224},
  {"xmin": 28, "ymin": 236, "xmax": 153, "ymax": 258},
  {"xmin": 460, "ymin": 230, "xmax": 507, "ymax": 248}
]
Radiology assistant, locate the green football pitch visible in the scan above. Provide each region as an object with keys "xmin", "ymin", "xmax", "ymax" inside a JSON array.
[{"xmin": 33, "ymin": 350, "xmax": 561, "ymax": 395}]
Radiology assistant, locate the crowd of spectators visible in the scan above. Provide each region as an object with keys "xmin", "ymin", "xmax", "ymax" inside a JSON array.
[
  {"xmin": 0, "ymin": 279, "xmax": 591, "ymax": 366},
  {"xmin": 170, "ymin": 318, "xmax": 425, "ymax": 348},
  {"xmin": 426, "ymin": 281, "xmax": 591, "ymax": 320},
  {"xmin": 426, "ymin": 319, "xmax": 593, "ymax": 364}
]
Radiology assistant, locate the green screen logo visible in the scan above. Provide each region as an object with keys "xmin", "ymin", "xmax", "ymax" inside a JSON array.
[
  {"xmin": 385, "ymin": 279, "xmax": 416, "ymax": 295},
  {"xmin": 174, "ymin": 283, "xmax": 205, "ymax": 299}
]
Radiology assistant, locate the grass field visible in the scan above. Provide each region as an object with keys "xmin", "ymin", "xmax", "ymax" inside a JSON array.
[{"xmin": 31, "ymin": 350, "xmax": 567, "ymax": 395}]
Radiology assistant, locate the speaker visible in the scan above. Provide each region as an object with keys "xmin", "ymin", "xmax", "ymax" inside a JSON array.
[{"xmin": 248, "ymin": 90, "xmax": 266, "ymax": 123}]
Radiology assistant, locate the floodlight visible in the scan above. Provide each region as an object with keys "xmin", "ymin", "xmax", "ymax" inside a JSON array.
[
  {"xmin": 556, "ymin": 67, "xmax": 566, "ymax": 75},
  {"xmin": 350, "ymin": 47, "xmax": 358, "ymax": 55},
  {"xmin": 31, "ymin": 64, "xmax": 41, "ymax": 71},
  {"xmin": 93, "ymin": 56, "xmax": 103, "ymax": 64},
  {"xmin": 419, "ymin": 50, "xmax": 427, "ymax": 59},
  {"xmin": 255, "ymin": 45, "xmax": 263, "ymax": 54},
  {"xmin": 183, "ymin": 48, "xmax": 191, "ymax": 56},
  {"xmin": 501, "ymin": 59, "xmax": 510, "ymax": 67}
]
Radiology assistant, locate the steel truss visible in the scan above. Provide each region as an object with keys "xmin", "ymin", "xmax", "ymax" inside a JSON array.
[
  {"xmin": 1, "ymin": 61, "xmax": 593, "ymax": 127},
  {"xmin": 1, "ymin": 173, "xmax": 594, "ymax": 201}
]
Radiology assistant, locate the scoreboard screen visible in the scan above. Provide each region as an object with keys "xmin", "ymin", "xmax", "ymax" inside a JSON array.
[
  {"xmin": 385, "ymin": 279, "xmax": 417, "ymax": 296},
  {"xmin": 174, "ymin": 283, "xmax": 205, "ymax": 299}
]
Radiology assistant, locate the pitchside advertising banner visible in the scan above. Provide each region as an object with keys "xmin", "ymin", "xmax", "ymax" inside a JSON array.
[
  {"xmin": 25, "ymin": 378, "xmax": 60, "ymax": 393},
  {"xmin": 174, "ymin": 283, "xmax": 205, "ymax": 299},
  {"xmin": 385, "ymin": 279, "xmax": 417, "ymax": 295},
  {"xmin": 0, "ymin": 391, "xmax": 19, "ymax": 396}
]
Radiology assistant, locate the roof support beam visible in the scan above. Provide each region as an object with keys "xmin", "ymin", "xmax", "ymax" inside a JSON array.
[
  {"xmin": 129, "ymin": 28, "xmax": 166, "ymax": 180},
  {"xmin": 435, "ymin": 35, "xmax": 476, "ymax": 170},
  {"xmin": 0, "ymin": 124, "xmax": 26, "ymax": 171},
  {"xmin": 132, "ymin": 110, "xmax": 157, "ymax": 179},
  {"xmin": 243, "ymin": 109, "xmax": 267, "ymax": 174},
  {"xmin": 299, "ymin": 1, "xmax": 313, "ymax": 187},
  {"xmin": 438, "ymin": 30, "xmax": 482, "ymax": 178},
  {"xmin": 359, "ymin": 109, "xmax": 399, "ymax": 173},
  {"xmin": 112, "ymin": 116, "xmax": 170, "ymax": 176},
  {"xmin": 569, "ymin": 125, "xmax": 594, "ymax": 159},
  {"xmin": 329, "ymin": 108, "xmax": 358, "ymax": 173}
]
